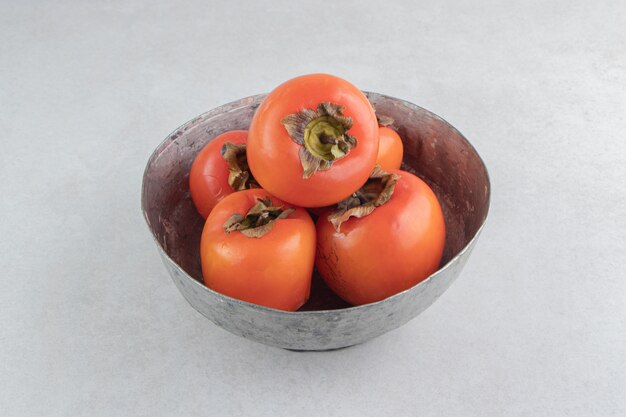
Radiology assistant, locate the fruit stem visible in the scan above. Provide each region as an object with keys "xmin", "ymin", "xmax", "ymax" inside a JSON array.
[
  {"xmin": 223, "ymin": 197, "xmax": 294, "ymax": 238},
  {"xmin": 281, "ymin": 102, "xmax": 357, "ymax": 178},
  {"xmin": 328, "ymin": 166, "xmax": 400, "ymax": 232},
  {"xmin": 221, "ymin": 142, "xmax": 258, "ymax": 191}
]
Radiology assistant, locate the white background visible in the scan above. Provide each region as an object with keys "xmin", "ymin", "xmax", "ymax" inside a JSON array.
[{"xmin": 1, "ymin": 1, "xmax": 625, "ymax": 416}]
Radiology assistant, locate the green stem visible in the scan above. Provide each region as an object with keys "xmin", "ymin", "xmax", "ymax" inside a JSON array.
[{"xmin": 281, "ymin": 102, "xmax": 357, "ymax": 178}]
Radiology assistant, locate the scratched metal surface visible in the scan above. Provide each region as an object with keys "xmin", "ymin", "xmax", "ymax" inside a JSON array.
[{"xmin": 141, "ymin": 93, "xmax": 490, "ymax": 350}]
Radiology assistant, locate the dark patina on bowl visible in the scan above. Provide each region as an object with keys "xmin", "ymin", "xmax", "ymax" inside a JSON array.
[{"xmin": 141, "ymin": 92, "xmax": 490, "ymax": 350}]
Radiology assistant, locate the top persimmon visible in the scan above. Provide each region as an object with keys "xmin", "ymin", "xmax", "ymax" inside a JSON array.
[{"xmin": 247, "ymin": 74, "xmax": 379, "ymax": 207}]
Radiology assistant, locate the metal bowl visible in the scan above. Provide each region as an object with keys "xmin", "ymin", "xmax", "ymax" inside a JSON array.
[{"xmin": 141, "ymin": 92, "xmax": 490, "ymax": 350}]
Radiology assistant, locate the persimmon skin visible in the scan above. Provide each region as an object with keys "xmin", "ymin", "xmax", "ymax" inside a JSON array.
[
  {"xmin": 200, "ymin": 189, "xmax": 316, "ymax": 311},
  {"xmin": 247, "ymin": 74, "xmax": 379, "ymax": 208},
  {"xmin": 376, "ymin": 127, "xmax": 404, "ymax": 171},
  {"xmin": 189, "ymin": 130, "xmax": 249, "ymax": 219},
  {"xmin": 315, "ymin": 170, "xmax": 446, "ymax": 306}
]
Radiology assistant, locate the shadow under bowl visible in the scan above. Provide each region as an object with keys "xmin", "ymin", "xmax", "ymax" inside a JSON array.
[{"xmin": 141, "ymin": 92, "xmax": 490, "ymax": 351}]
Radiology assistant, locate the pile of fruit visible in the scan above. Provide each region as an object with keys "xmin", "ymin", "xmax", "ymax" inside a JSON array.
[{"xmin": 189, "ymin": 74, "xmax": 445, "ymax": 311}]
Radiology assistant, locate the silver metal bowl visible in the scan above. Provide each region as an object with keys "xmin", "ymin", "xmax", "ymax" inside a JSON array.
[{"xmin": 141, "ymin": 92, "xmax": 490, "ymax": 350}]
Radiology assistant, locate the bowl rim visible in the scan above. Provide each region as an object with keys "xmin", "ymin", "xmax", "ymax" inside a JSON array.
[{"xmin": 141, "ymin": 91, "xmax": 491, "ymax": 316}]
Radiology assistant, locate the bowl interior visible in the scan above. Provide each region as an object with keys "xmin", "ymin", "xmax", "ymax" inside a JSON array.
[{"xmin": 142, "ymin": 93, "xmax": 490, "ymax": 311}]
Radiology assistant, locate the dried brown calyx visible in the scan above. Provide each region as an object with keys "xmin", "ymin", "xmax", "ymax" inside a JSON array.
[
  {"xmin": 223, "ymin": 197, "xmax": 294, "ymax": 238},
  {"xmin": 281, "ymin": 102, "xmax": 357, "ymax": 179},
  {"xmin": 328, "ymin": 166, "xmax": 400, "ymax": 232},
  {"xmin": 376, "ymin": 114, "xmax": 394, "ymax": 127},
  {"xmin": 221, "ymin": 142, "xmax": 258, "ymax": 191}
]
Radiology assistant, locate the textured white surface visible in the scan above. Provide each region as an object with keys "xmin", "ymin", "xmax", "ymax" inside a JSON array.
[{"xmin": 1, "ymin": 1, "xmax": 625, "ymax": 416}]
